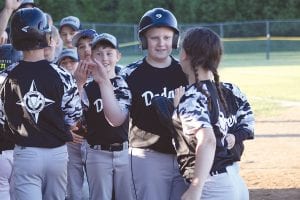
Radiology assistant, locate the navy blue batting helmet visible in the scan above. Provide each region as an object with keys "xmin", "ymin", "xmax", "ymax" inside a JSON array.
[
  {"xmin": 10, "ymin": 8, "xmax": 51, "ymax": 51},
  {"xmin": 138, "ymin": 8, "xmax": 179, "ymax": 49}
]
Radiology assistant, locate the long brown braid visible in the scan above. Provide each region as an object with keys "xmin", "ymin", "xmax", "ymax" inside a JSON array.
[{"xmin": 182, "ymin": 27, "xmax": 228, "ymax": 112}]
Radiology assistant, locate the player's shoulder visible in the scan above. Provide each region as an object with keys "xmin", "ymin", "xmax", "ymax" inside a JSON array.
[
  {"xmin": 221, "ymin": 82, "xmax": 247, "ymax": 102},
  {"xmin": 49, "ymin": 63, "xmax": 75, "ymax": 87},
  {"xmin": 120, "ymin": 59, "xmax": 143, "ymax": 79},
  {"xmin": 0, "ymin": 62, "xmax": 19, "ymax": 84}
]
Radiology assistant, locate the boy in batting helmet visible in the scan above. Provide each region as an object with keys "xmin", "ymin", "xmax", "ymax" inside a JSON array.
[
  {"xmin": 0, "ymin": 7, "xmax": 82, "ymax": 199},
  {"xmin": 121, "ymin": 8, "xmax": 188, "ymax": 200}
]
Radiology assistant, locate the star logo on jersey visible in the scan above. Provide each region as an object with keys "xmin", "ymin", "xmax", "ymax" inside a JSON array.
[{"xmin": 16, "ymin": 80, "xmax": 55, "ymax": 123}]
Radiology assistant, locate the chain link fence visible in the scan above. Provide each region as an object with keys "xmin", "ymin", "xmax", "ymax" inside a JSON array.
[{"xmin": 81, "ymin": 20, "xmax": 300, "ymax": 59}]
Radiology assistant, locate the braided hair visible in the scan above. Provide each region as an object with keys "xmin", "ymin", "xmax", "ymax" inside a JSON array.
[{"xmin": 181, "ymin": 27, "xmax": 227, "ymax": 111}]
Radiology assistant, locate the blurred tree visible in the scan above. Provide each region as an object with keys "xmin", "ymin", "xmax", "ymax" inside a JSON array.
[{"xmin": 1, "ymin": 0, "xmax": 300, "ymax": 23}]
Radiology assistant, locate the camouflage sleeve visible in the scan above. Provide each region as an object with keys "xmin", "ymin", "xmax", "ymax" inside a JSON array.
[
  {"xmin": 176, "ymin": 86, "xmax": 212, "ymax": 136},
  {"xmin": 51, "ymin": 64, "xmax": 82, "ymax": 126},
  {"xmin": 113, "ymin": 76, "xmax": 132, "ymax": 112},
  {"xmin": 119, "ymin": 59, "xmax": 142, "ymax": 80},
  {"xmin": 0, "ymin": 68, "xmax": 10, "ymax": 127},
  {"xmin": 227, "ymin": 83, "xmax": 255, "ymax": 140}
]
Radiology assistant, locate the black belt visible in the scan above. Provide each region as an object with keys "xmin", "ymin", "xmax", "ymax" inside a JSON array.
[
  {"xmin": 90, "ymin": 142, "xmax": 128, "ymax": 152},
  {"xmin": 210, "ymin": 168, "xmax": 227, "ymax": 176}
]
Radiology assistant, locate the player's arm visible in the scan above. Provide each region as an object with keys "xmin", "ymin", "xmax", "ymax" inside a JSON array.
[
  {"xmin": 233, "ymin": 86, "xmax": 255, "ymax": 143},
  {"xmin": 73, "ymin": 60, "xmax": 90, "ymax": 97},
  {"xmin": 0, "ymin": 0, "xmax": 22, "ymax": 35},
  {"xmin": 91, "ymin": 59, "xmax": 130, "ymax": 127},
  {"xmin": 182, "ymin": 127, "xmax": 216, "ymax": 200}
]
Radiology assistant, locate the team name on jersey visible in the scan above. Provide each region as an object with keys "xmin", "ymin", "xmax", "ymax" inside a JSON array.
[
  {"xmin": 142, "ymin": 87, "xmax": 175, "ymax": 106},
  {"xmin": 226, "ymin": 114, "xmax": 237, "ymax": 128}
]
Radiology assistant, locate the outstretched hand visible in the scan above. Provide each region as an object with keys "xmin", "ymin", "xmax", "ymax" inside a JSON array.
[
  {"xmin": 89, "ymin": 58, "xmax": 109, "ymax": 84},
  {"xmin": 74, "ymin": 60, "xmax": 91, "ymax": 88},
  {"xmin": 174, "ymin": 86, "xmax": 185, "ymax": 107},
  {"xmin": 5, "ymin": 0, "xmax": 23, "ymax": 11}
]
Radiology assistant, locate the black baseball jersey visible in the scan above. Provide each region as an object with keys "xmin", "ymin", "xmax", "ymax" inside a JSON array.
[
  {"xmin": 121, "ymin": 56, "xmax": 188, "ymax": 154},
  {"xmin": 0, "ymin": 60, "xmax": 82, "ymax": 148},
  {"xmin": 172, "ymin": 80, "xmax": 233, "ymax": 182},
  {"xmin": 221, "ymin": 82, "xmax": 255, "ymax": 161},
  {"xmin": 82, "ymin": 76, "xmax": 131, "ymax": 145}
]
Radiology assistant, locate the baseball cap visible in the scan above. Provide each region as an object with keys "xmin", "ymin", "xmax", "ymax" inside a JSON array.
[
  {"xmin": 72, "ymin": 29, "xmax": 98, "ymax": 47},
  {"xmin": 91, "ymin": 33, "xmax": 118, "ymax": 49},
  {"xmin": 59, "ymin": 16, "xmax": 81, "ymax": 32},
  {"xmin": 57, "ymin": 48, "xmax": 78, "ymax": 65},
  {"xmin": 0, "ymin": 44, "xmax": 23, "ymax": 71}
]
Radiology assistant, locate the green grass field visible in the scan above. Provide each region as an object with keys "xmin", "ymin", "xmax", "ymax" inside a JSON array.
[{"xmin": 120, "ymin": 52, "xmax": 300, "ymax": 118}]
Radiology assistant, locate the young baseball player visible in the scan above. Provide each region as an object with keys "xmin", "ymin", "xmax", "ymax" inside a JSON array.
[
  {"xmin": 64, "ymin": 29, "xmax": 100, "ymax": 200},
  {"xmin": 222, "ymin": 83, "xmax": 255, "ymax": 200},
  {"xmin": 59, "ymin": 16, "xmax": 82, "ymax": 49},
  {"xmin": 0, "ymin": 7, "xmax": 82, "ymax": 200},
  {"xmin": 77, "ymin": 33, "xmax": 132, "ymax": 200},
  {"xmin": 57, "ymin": 48, "xmax": 79, "ymax": 75},
  {"xmin": 44, "ymin": 25, "xmax": 63, "ymax": 63},
  {"xmin": 173, "ymin": 26, "xmax": 248, "ymax": 200},
  {"xmin": 0, "ymin": 43, "xmax": 22, "ymax": 200},
  {"xmin": 72, "ymin": 29, "xmax": 97, "ymax": 62},
  {"xmin": 64, "ymin": 29, "xmax": 98, "ymax": 200},
  {"xmin": 121, "ymin": 8, "xmax": 188, "ymax": 200}
]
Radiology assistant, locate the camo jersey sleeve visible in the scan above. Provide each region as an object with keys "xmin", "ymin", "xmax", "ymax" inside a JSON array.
[
  {"xmin": 0, "ymin": 63, "xmax": 18, "ymax": 127},
  {"xmin": 174, "ymin": 84, "xmax": 212, "ymax": 136},
  {"xmin": 112, "ymin": 76, "xmax": 132, "ymax": 112},
  {"xmin": 50, "ymin": 64, "xmax": 82, "ymax": 126},
  {"xmin": 223, "ymin": 82, "xmax": 255, "ymax": 139},
  {"xmin": 119, "ymin": 59, "xmax": 142, "ymax": 81}
]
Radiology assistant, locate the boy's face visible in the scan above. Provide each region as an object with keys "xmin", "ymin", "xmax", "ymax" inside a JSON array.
[
  {"xmin": 77, "ymin": 38, "xmax": 92, "ymax": 61},
  {"xmin": 145, "ymin": 27, "xmax": 174, "ymax": 62},
  {"xmin": 60, "ymin": 26, "xmax": 77, "ymax": 48},
  {"xmin": 60, "ymin": 57, "xmax": 78, "ymax": 75},
  {"xmin": 44, "ymin": 37, "xmax": 60, "ymax": 62},
  {"xmin": 92, "ymin": 45, "xmax": 121, "ymax": 77}
]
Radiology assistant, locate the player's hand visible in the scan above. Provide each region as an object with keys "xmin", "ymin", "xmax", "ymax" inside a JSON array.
[
  {"xmin": 0, "ymin": 31, "xmax": 8, "ymax": 45},
  {"xmin": 225, "ymin": 133, "xmax": 236, "ymax": 149},
  {"xmin": 89, "ymin": 58, "xmax": 109, "ymax": 84},
  {"xmin": 181, "ymin": 184, "xmax": 202, "ymax": 200},
  {"xmin": 5, "ymin": 0, "xmax": 22, "ymax": 11},
  {"xmin": 74, "ymin": 60, "xmax": 90, "ymax": 88},
  {"xmin": 174, "ymin": 86, "xmax": 185, "ymax": 107},
  {"xmin": 68, "ymin": 126, "xmax": 84, "ymax": 144}
]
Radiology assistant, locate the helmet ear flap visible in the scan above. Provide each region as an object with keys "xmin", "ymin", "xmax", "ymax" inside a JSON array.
[
  {"xmin": 140, "ymin": 32, "xmax": 179, "ymax": 50},
  {"xmin": 172, "ymin": 33, "xmax": 180, "ymax": 49},
  {"xmin": 140, "ymin": 35, "xmax": 147, "ymax": 50}
]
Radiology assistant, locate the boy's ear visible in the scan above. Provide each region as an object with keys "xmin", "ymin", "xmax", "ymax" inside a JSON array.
[
  {"xmin": 117, "ymin": 51, "xmax": 122, "ymax": 62},
  {"xmin": 181, "ymin": 49, "xmax": 188, "ymax": 61}
]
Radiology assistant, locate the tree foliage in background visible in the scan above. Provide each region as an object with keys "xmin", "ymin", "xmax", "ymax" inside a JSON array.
[{"xmin": 1, "ymin": 0, "xmax": 300, "ymax": 23}]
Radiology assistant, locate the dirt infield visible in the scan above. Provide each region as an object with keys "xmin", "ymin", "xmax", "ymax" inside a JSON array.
[{"xmin": 240, "ymin": 105, "xmax": 300, "ymax": 200}]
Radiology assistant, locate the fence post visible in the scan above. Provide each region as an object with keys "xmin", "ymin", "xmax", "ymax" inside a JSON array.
[
  {"xmin": 266, "ymin": 21, "xmax": 270, "ymax": 60},
  {"xmin": 219, "ymin": 23, "xmax": 224, "ymax": 38},
  {"xmin": 133, "ymin": 24, "xmax": 140, "ymax": 54}
]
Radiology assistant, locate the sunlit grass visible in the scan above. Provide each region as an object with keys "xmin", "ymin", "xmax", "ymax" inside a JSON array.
[{"xmin": 121, "ymin": 52, "xmax": 300, "ymax": 118}]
